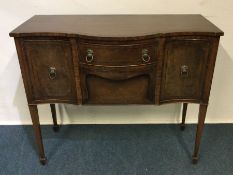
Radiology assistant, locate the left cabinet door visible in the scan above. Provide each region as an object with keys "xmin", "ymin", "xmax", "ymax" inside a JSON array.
[{"xmin": 22, "ymin": 39, "xmax": 77, "ymax": 103}]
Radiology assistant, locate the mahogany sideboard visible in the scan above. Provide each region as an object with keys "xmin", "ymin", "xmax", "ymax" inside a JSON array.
[{"xmin": 10, "ymin": 15, "xmax": 224, "ymax": 165}]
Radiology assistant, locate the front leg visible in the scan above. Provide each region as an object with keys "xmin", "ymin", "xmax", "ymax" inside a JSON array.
[
  {"xmin": 28, "ymin": 105, "xmax": 47, "ymax": 165},
  {"xmin": 192, "ymin": 104, "xmax": 208, "ymax": 164}
]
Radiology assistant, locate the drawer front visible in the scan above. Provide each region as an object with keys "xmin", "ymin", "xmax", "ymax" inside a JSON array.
[
  {"xmin": 23, "ymin": 40, "xmax": 76, "ymax": 102},
  {"xmin": 78, "ymin": 42, "xmax": 158, "ymax": 66},
  {"xmin": 160, "ymin": 38, "xmax": 210, "ymax": 102}
]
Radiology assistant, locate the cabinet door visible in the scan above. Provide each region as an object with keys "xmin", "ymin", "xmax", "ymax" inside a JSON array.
[
  {"xmin": 23, "ymin": 40, "xmax": 76, "ymax": 103},
  {"xmin": 160, "ymin": 38, "xmax": 210, "ymax": 102}
]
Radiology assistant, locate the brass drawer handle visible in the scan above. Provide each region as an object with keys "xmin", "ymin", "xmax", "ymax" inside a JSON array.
[
  {"xmin": 48, "ymin": 67, "xmax": 56, "ymax": 80},
  {"xmin": 180, "ymin": 65, "xmax": 189, "ymax": 77},
  {"xmin": 142, "ymin": 49, "xmax": 150, "ymax": 63},
  {"xmin": 86, "ymin": 49, "xmax": 94, "ymax": 63}
]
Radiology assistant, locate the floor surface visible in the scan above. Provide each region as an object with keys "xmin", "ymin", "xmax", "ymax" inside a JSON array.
[{"xmin": 0, "ymin": 124, "xmax": 232, "ymax": 175}]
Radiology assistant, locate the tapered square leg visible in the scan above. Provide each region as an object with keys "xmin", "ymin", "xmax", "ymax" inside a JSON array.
[
  {"xmin": 50, "ymin": 104, "xmax": 59, "ymax": 132},
  {"xmin": 28, "ymin": 105, "xmax": 47, "ymax": 165},
  {"xmin": 192, "ymin": 104, "xmax": 208, "ymax": 164},
  {"xmin": 180, "ymin": 103, "xmax": 188, "ymax": 131}
]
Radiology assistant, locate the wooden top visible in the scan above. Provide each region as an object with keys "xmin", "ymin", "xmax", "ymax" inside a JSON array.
[{"xmin": 10, "ymin": 15, "xmax": 224, "ymax": 38}]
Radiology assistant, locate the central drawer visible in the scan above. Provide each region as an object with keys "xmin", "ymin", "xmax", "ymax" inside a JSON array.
[{"xmin": 78, "ymin": 41, "xmax": 158, "ymax": 66}]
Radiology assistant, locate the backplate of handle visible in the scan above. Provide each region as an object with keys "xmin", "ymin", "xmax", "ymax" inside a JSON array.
[
  {"xmin": 48, "ymin": 67, "xmax": 56, "ymax": 80},
  {"xmin": 142, "ymin": 49, "xmax": 150, "ymax": 62}
]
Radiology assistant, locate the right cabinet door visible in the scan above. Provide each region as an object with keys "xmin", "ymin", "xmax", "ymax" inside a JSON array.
[{"xmin": 160, "ymin": 37, "xmax": 211, "ymax": 102}]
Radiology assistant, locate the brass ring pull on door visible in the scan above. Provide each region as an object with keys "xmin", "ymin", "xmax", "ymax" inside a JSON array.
[{"xmin": 48, "ymin": 67, "xmax": 56, "ymax": 80}]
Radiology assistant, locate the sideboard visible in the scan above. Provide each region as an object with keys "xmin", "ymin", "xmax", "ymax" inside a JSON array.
[{"xmin": 10, "ymin": 15, "xmax": 224, "ymax": 165}]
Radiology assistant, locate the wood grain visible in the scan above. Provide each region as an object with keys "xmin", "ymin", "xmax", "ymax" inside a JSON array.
[{"xmin": 10, "ymin": 15, "xmax": 224, "ymax": 39}]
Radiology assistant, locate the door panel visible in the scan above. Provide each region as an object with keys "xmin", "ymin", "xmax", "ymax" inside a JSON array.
[
  {"xmin": 160, "ymin": 38, "xmax": 210, "ymax": 102},
  {"xmin": 23, "ymin": 40, "xmax": 76, "ymax": 102}
]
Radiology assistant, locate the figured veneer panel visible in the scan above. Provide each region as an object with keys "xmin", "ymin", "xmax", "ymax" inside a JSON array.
[
  {"xmin": 86, "ymin": 75, "xmax": 152, "ymax": 104},
  {"xmin": 80, "ymin": 64, "xmax": 156, "ymax": 104},
  {"xmin": 23, "ymin": 40, "xmax": 77, "ymax": 102},
  {"xmin": 160, "ymin": 38, "xmax": 210, "ymax": 102}
]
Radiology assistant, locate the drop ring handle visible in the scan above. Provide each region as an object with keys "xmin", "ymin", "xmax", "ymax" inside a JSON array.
[
  {"xmin": 48, "ymin": 67, "xmax": 56, "ymax": 80},
  {"xmin": 86, "ymin": 49, "xmax": 94, "ymax": 63},
  {"xmin": 142, "ymin": 49, "xmax": 150, "ymax": 62}
]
